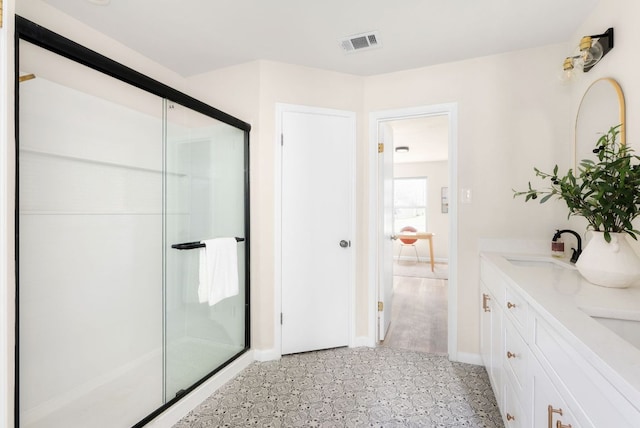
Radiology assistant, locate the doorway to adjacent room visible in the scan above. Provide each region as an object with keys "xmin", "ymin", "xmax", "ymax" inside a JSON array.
[{"xmin": 369, "ymin": 104, "xmax": 458, "ymax": 358}]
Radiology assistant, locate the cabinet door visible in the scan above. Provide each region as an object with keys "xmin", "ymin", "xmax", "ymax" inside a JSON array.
[
  {"xmin": 480, "ymin": 284, "xmax": 492, "ymax": 368},
  {"xmin": 481, "ymin": 284, "xmax": 503, "ymax": 406},
  {"xmin": 531, "ymin": 356, "xmax": 581, "ymax": 428},
  {"xmin": 490, "ymin": 291, "xmax": 503, "ymax": 407},
  {"xmin": 504, "ymin": 378, "xmax": 526, "ymax": 428}
]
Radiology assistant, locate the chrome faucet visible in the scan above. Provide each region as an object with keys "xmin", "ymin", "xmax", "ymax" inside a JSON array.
[{"xmin": 552, "ymin": 229, "xmax": 582, "ymax": 263}]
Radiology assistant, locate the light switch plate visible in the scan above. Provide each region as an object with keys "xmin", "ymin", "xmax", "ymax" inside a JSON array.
[{"xmin": 460, "ymin": 188, "xmax": 472, "ymax": 204}]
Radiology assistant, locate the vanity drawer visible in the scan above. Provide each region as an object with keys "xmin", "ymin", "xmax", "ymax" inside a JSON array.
[
  {"xmin": 504, "ymin": 322, "xmax": 528, "ymax": 395},
  {"xmin": 533, "ymin": 315, "xmax": 640, "ymax": 427},
  {"xmin": 504, "ymin": 378, "xmax": 526, "ymax": 428},
  {"xmin": 504, "ymin": 285, "xmax": 528, "ymax": 335}
]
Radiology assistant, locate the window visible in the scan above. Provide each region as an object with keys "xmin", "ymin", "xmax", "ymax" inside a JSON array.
[{"xmin": 394, "ymin": 177, "xmax": 427, "ymax": 233}]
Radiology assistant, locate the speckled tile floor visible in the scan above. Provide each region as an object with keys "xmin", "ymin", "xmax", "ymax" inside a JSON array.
[{"xmin": 173, "ymin": 347, "xmax": 504, "ymax": 427}]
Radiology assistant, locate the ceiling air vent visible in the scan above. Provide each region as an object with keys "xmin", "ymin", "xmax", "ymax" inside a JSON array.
[{"xmin": 340, "ymin": 31, "xmax": 381, "ymax": 53}]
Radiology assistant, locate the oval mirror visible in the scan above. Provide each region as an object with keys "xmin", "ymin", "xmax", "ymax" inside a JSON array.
[{"xmin": 575, "ymin": 78, "xmax": 625, "ymax": 169}]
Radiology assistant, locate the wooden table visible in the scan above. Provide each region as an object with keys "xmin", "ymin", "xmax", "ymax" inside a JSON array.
[{"xmin": 397, "ymin": 232, "xmax": 435, "ymax": 272}]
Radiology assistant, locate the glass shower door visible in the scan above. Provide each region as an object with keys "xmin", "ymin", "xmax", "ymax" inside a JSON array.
[
  {"xmin": 17, "ymin": 18, "xmax": 251, "ymax": 425},
  {"xmin": 18, "ymin": 40, "xmax": 165, "ymax": 428},
  {"xmin": 164, "ymin": 101, "xmax": 247, "ymax": 400}
]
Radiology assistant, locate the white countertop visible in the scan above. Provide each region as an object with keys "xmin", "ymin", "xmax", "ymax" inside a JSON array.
[{"xmin": 481, "ymin": 251, "xmax": 640, "ymax": 408}]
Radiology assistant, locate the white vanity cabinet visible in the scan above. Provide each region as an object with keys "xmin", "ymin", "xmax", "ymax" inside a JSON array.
[
  {"xmin": 532, "ymin": 313, "xmax": 640, "ymax": 427},
  {"xmin": 530, "ymin": 354, "xmax": 581, "ymax": 428},
  {"xmin": 480, "ymin": 260, "xmax": 529, "ymax": 426},
  {"xmin": 480, "ymin": 282, "xmax": 503, "ymax": 406},
  {"xmin": 480, "ymin": 253, "xmax": 640, "ymax": 428}
]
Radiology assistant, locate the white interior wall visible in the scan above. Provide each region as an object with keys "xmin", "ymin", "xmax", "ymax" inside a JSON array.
[
  {"xmin": 0, "ymin": 0, "xmax": 16, "ymax": 426},
  {"xmin": 192, "ymin": 46, "xmax": 572, "ymax": 357},
  {"xmin": 570, "ymin": 0, "xmax": 640, "ymax": 142},
  {"xmin": 566, "ymin": 0, "xmax": 640, "ymax": 254},
  {"xmin": 258, "ymin": 61, "xmax": 367, "ymax": 341},
  {"xmin": 394, "ymin": 161, "xmax": 449, "ymax": 261},
  {"xmin": 188, "ymin": 61, "xmax": 365, "ymax": 352},
  {"xmin": 363, "ymin": 44, "xmax": 573, "ymax": 354}
]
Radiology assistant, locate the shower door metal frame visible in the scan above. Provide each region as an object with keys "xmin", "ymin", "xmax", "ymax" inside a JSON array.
[{"xmin": 14, "ymin": 15, "xmax": 251, "ymax": 427}]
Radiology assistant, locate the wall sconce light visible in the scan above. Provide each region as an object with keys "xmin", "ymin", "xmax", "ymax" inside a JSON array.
[
  {"xmin": 562, "ymin": 28, "xmax": 614, "ymax": 81},
  {"xmin": 395, "ymin": 146, "xmax": 409, "ymax": 153}
]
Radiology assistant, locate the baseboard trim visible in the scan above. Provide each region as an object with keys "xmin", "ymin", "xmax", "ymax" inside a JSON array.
[
  {"xmin": 148, "ymin": 351, "xmax": 254, "ymax": 427},
  {"xmin": 254, "ymin": 339, "xmax": 374, "ymax": 360},
  {"xmin": 253, "ymin": 348, "xmax": 281, "ymax": 362},
  {"xmin": 395, "ymin": 256, "xmax": 449, "ymax": 264},
  {"xmin": 453, "ymin": 352, "xmax": 483, "ymax": 366},
  {"xmin": 352, "ymin": 336, "xmax": 375, "ymax": 348}
]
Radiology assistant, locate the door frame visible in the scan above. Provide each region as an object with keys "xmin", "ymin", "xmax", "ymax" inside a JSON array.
[
  {"xmin": 368, "ymin": 103, "xmax": 459, "ymax": 360},
  {"xmin": 274, "ymin": 103, "xmax": 357, "ymax": 358},
  {"xmin": 0, "ymin": 4, "xmax": 15, "ymax": 426}
]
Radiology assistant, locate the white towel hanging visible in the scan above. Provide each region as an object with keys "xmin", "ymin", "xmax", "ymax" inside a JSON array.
[{"xmin": 198, "ymin": 238, "xmax": 239, "ymax": 306}]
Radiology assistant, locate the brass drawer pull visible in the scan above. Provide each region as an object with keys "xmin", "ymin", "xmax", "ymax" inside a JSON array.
[
  {"xmin": 556, "ymin": 421, "xmax": 572, "ymax": 428},
  {"xmin": 507, "ymin": 351, "xmax": 516, "ymax": 359},
  {"xmin": 506, "ymin": 413, "xmax": 515, "ymax": 421},
  {"xmin": 482, "ymin": 293, "xmax": 491, "ymax": 312},
  {"xmin": 548, "ymin": 405, "xmax": 564, "ymax": 428},
  {"xmin": 507, "ymin": 301, "xmax": 516, "ymax": 309}
]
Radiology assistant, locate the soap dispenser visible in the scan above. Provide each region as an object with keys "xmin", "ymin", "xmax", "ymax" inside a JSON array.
[{"xmin": 551, "ymin": 236, "xmax": 565, "ymax": 258}]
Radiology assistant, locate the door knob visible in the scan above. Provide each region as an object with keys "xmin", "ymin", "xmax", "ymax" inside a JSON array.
[{"xmin": 339, "ymin": 240, "xmax": 350, "ymax": 248}]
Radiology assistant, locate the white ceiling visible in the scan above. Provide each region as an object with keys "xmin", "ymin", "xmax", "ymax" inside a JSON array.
[
  {"xmin": 389, "ymin": 115, "xmax": 449, "ymax": 164},
  {"xmin": 42, "ymin": 0, "xmax": 598, "ymax": 77}
]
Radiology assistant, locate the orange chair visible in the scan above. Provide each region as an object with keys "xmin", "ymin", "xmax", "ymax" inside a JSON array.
[{"xmin": 398, "ymin": 226, "xmax": 419, "ymax": 262}]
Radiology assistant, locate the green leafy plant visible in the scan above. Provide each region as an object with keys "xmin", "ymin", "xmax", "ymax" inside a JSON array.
[{"xmin": 513, "ymin": 125, "xmax": 640, "ymax": 242}]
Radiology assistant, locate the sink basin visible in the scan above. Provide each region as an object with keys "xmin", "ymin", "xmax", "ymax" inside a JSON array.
[
  {"xmin": 580, "ymin": 308, "xmax": 640, "ymax": 351},
  {"xmin": 504, "ymin": 256, "xmax": 575, "ymax": 269},
  {"xmin": 592, "ymin": 317, "xmax": 640, "ymax": 350}
]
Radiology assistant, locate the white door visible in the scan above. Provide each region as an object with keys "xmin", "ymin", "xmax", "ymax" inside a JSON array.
[
  {"xmin": 378, "ymin": 122, "xmax": 394, "ymax": 340},
  {"xmin": 280, "ymin": 106, "xmax": 355, "ymax": 355}
]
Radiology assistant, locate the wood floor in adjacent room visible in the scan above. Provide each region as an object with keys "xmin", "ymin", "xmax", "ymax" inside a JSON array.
[{"xmin": 381, "ymin": 266, "xmax": 448, "ymax": 355}]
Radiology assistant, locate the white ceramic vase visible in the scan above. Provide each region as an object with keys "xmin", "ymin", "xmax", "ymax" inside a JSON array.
[{"xmin": 575, "ymin": 231, "xmax": 640, "ymax": 288}]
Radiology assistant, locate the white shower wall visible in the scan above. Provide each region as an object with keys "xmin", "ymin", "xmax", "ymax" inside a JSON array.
[{"xmin": 19, "ymin": 76, "xmax": 164, "ymax": 424}]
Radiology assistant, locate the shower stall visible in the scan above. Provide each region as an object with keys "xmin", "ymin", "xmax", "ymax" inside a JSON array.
[{"xmin": 15, "ymin": 17, "xmax": 250, "ymax": 427}]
